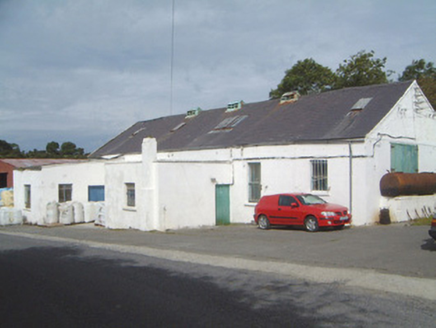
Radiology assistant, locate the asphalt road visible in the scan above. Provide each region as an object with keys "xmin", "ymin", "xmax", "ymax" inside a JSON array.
[
  {"xmin": 2, "ymin": 223, "xmax": 435, "ymax": 278},
  {"xmin": 1, "ymin": 234, "xmax": 435, "ymax": 328}
]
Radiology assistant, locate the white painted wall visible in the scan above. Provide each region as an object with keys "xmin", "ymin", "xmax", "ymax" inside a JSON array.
[
  {"xmin": 104, "ymin": 160, "xmax": 143, "ymax": 230},
  {"xmin": 380, "ymin": 195, "xmax": 436, "ymax": 222},
  {"xmin": 157, "ymin": 161, "xmax": 232, "ymax": 230},
  {"xmin": 157, "ymin": 142, "xmax": 356, "ymax": 228},
  {"xmin": 104, "ymin": 138, "xmax": 159, "ymax": 231},
  {"xmin": 14, "ymin": 169, "xmax": 42, "ymax": 224},
  {"xmin": 13, "ymin": 161, "xmax": 105, "ymax": 225}
]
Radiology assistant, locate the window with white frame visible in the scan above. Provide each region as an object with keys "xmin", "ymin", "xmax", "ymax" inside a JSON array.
[
  {"xmin": 24, "ymin": 185, "xmax": 31, "ymax": 209},
  {"xmin": 58, "ymin": 184, "xmax": 72, "ymax": 203},
  {"xmin": 311, "ymin": 160, "xmax": 328, "ymax": 191},
  {"xmin": 248, "ymin": 163, "xmax": 261, "ymax": 202},
  {"xmin": 126, "ymin": 183, "xmax": 135, "ymax": 207}
]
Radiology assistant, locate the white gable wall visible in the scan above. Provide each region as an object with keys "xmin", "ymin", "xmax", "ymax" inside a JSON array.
[{"xmin": 363, "ymin": 81, "xmax": 436, "ymax": 224}]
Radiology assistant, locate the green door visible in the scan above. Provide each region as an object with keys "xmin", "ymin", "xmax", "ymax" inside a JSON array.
[{"xmin": 216, "ymin": 185, "xmax": 230, "ymax": 225}]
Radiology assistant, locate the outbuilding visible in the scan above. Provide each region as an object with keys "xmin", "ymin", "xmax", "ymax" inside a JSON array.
[{"xmin": 13, "ymin": 81, "xmax": 436, "ymax": 230}]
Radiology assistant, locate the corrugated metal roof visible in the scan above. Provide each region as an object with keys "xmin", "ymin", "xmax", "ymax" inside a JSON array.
[
  {"xmin": 0, "ymin": 159, "xmax": 86, "ymax": 169},
  {"xmin": 90, "ymin": 81, "xmax": 415, "ymax": 158}
]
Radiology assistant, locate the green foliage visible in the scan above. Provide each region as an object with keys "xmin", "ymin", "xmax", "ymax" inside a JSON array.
[
  {"xmin": 0, "ymin": 140, "xmax": 22, "ymax": 158},
  {"xmin": 271, "ymin": 50, "xmax": 397, "ymax": 98},
  {"xmin": 0, "ymin": 140, "xmax": 87, "ymax": 159},
  {"xmin": 60, "ymin": 142, "xmax": 84, "ymax": 157},
  {"xmin": 269, "ymin": 58, "xmax": 335, "ymax": 98},
  {"xmin": 46, "ymin": 141, "xmax": 60, "ymax": 156},
  {"xmin": 334, "ymin": 50, "xmax": 389, "ymax": 89},
  {"xmin": 399, "ymin": 59, "xmax": 436, "ymax": 109},
  {"xmin": 409, "ymin": 216, "xmax": 432, "ymax": 226},
  {"xmin": 399, "ymin": 59, "xmax": 436, "ymax": 81}
]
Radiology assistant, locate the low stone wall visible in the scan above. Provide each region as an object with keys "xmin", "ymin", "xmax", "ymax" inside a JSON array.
[{"xmin": 379, "ymin": 195, "xmax": 436, "ymax": 223}]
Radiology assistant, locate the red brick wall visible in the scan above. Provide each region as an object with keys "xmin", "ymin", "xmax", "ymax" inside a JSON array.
[{"xmin": 0, "ymin": 161, "xmax": 14, "ymax": 188}]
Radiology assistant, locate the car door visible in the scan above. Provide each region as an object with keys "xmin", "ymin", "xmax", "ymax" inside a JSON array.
[{"xmin": 271, "ymin": 195, "xmax": 300, "ymax": 225}]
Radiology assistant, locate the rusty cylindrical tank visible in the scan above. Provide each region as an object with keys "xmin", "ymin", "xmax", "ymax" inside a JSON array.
[{"xmin": 380, "ymin": 172, "xmax": 436, "ymax": 197}]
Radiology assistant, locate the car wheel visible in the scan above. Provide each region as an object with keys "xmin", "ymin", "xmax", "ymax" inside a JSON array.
[
  {"xmin": 304, "ymin": 216, "xmax": 319, "ymax": 232},
  {"xmin": 258, "ymin": 215, "xmax": 270, "ymax": 230}
]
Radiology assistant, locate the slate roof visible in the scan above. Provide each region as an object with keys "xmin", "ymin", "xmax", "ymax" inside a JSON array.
[{"xmin": 90, "ymin": 81, "xmax": 414, "ymax": 158}]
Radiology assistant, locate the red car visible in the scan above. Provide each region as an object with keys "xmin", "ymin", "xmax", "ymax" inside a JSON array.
[{"xmin": 254, "ymin": 193, "xmax": 351, "ymax": 232}]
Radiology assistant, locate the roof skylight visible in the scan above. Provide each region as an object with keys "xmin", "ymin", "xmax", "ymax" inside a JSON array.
[
  {"xmin": 351, "ymin": 97, "xmax": 373, "ymax": 110},
  {"xmin": 171, "ymin": 122, "xmax": 186, "ymax": 132},
  {"xmin": 209, "ymin": 115, "xmax": 247, "ymax": 133}
]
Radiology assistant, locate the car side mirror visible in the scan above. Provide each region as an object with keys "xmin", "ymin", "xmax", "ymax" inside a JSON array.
[{"xmin": 291, "ymin": 203, "xmax": 298, "ymax": 208}]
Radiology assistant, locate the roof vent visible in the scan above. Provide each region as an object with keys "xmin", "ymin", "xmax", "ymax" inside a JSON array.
[
  {"xmin": 280, "ymin": 91, "xmax": 300, "ymax": 104},
  {"xmin": 226, "ymin": 100, "xmax": 244, "ymax": 112},
  {"xmin": 186, "ymin": 107, "xmax": 202, "ymax": 118},
  {"xmin": 351, "ymin": 97, "xmax": 372, "ymax": 111}
]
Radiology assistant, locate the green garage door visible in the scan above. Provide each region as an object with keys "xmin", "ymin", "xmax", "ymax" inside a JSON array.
[{"xmin": 216, "ymin": 185, "xmax": 230, "ymax": 225}]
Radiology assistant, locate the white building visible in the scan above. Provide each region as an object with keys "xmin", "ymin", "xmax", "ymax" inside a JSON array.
[{"xmin": 13, "ymin": 81, "xmax": 436, "ymax": 230}]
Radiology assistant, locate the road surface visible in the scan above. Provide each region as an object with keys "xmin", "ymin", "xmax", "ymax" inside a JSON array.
[{"xmin": 1, "ymin": 234, "xmax": 435, "ymax": 327}]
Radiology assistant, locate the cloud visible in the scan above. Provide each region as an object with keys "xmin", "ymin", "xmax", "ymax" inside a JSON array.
[{"xmin": 0, "ymin": 0, "xmax": 435, "ymax": 153}]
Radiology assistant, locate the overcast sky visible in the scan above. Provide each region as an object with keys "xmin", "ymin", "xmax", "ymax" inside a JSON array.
[{"xmin": 1, "ymin": 0, "xmax": 435, "ymax": 153}]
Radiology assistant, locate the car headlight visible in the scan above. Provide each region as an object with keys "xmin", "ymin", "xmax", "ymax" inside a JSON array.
[{"xmin": 321, "ymin": 211, "xmax": 336, "ymax": 217}]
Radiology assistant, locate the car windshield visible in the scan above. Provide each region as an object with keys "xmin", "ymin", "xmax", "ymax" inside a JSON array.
[{"xmin": 297, "ymin": 194, "xmax": 326, "ymax": 205}]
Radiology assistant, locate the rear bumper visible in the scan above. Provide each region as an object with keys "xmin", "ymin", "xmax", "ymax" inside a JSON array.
[{"xmin": 429, "ymin": 228, "xmax": 436, "ymax": 240}]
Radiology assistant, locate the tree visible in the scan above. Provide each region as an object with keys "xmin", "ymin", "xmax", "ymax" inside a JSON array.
[
  {"xmin": 46, "ymin": 141, "xmax": 60, "ymax": 157},
  {"xmin": 399, "ymin": 59, "xmax": 436, "ymax": 109},
  {"xmin": 269, "ymin": 58, "xmax": 335, "ymax": 98},
  {"xmin": 334, "ymin": 50, "xmax": 390, "ymax": 89},
  {"xmin": 0, "ymin": 140, "xmax": 23, "ymax": 158},
  {"xmin": 60, "ymin": 142, "xmax": 84, "ymax": 158},
  {"xmin": 399, "ymin": 59, "xmax": 436, "ymax": 81}
]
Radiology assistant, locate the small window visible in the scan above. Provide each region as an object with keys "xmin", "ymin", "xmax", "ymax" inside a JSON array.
[
  {"xmin": 59, "ymin": 184, "xmax": 72, "ymax": 203},
  {"xmin": 248, "ymin": 163, "xmax": 261, "ymax": 202},
  {"xmin": 24, "ymin": 185, "xmax": 31, "ymax": 209},
  {"xmin": 88, "ymin": 185, "xmax": 105, "ymax": 202},
  {"xmin": 126, "ymin": 183, "xmax": 135, "ymax": 207},
  {"xmin": 311, "ymin": 160, "xmax": 328, "ymax": 191}
]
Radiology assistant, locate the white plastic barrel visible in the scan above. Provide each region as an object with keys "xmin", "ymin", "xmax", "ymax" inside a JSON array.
[
  {"xmin": 59, "ymin": 203, "xmax": 74, "ymax": 225},
  {"xmin": 72, "ymin": 202, "xmax": 84, "ymax": 223},
  {"xmin": 45, "ymin": 201, "xmax": 59, "ymax": 225}
]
